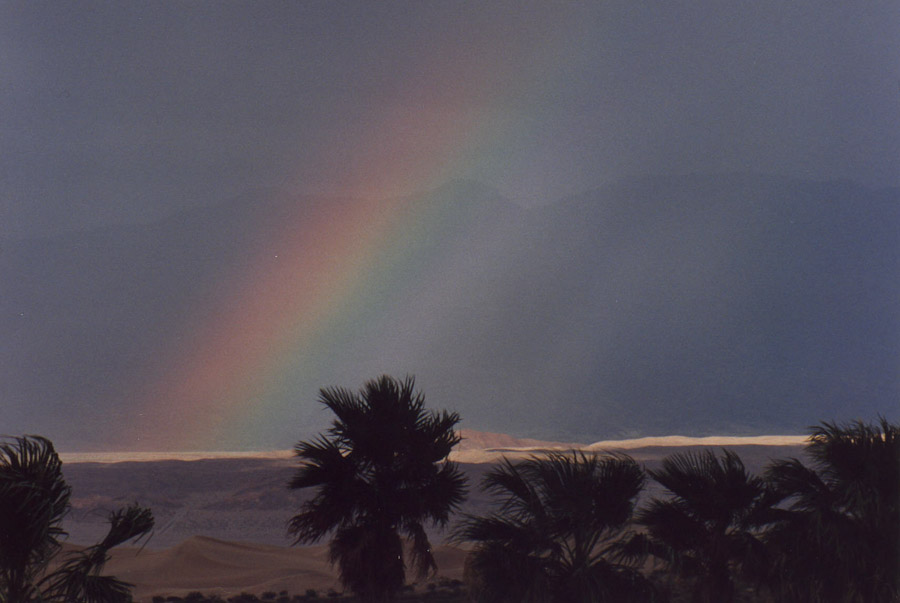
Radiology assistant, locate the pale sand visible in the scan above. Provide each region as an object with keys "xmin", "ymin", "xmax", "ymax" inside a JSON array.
[
  {"xmin": 59, "ymin": 430, "xmax": 807, "ymax": 465},
  {"xmin": 53, "ymin": 430, "xmax": 809, "ymax": 601},
  {"xmin": 450, "ymin": 430, "xmax": 808, "ymax": 463},
  {"xmin": 101, "ymin": 536, "xmax": 468, "ymax": 602},
  {"xmin": 586, "ymin": 434, "xmax": 809, "ymax": 449}
]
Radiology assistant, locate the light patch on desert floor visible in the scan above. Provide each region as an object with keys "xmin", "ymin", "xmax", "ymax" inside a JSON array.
[
  {"xmin": 59, "ymin": 450, "xmax": 295, "ymax": 464},
  {"xmin": 59, "ymin": 432, "xmax": 807, "ymax": 464},
  {"xmin": 451, "ymin": 432, "xmax": 808, "ymax": 463}
]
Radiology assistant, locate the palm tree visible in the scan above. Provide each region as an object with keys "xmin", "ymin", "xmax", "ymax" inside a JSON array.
[
  {"xmin": 762, "ymin": 418, "xmax": 899, "ymax": 602},
  {"xmin": 0, "ymin": 435, "xmax": 154, "ymax": 603},
  {"xmin": 626, "ymin": 449, "xmax": 772, "ymax": 603},
  {"xmin": 454, "ymin": 451, "xmax": 654, "ymax": 603},
  {"xmin": 287, "ymin": 375, "xmax": 467, "ymax": 602},
  {"xmin": 0, "ymin": 436, "xmax": 69, "ymax": 603}
]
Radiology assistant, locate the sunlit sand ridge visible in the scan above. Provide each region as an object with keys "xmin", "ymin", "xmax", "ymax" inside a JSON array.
[
  {"xmin": 58, "ymin": 450, "xmax": 294, "ymax": 464},
  {"xmin": 59, "ymin": 431, "xmax": 807, "ymax": 465},
  {"xmin": 450, "ymin": 430, "xmax": 808, "ymax": 463},
  {"xmin": 586, "ymin": 434, "xmax": 809, "ymax": 449}
]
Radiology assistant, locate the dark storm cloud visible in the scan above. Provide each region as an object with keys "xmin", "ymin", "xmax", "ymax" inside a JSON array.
[
  {"xmin": 1, "ymin": 1, "xmax": 898, "ymax": 236},
  {"xmin": 2, "ymin": 2, "xmax": 899, "ymax": 450}
]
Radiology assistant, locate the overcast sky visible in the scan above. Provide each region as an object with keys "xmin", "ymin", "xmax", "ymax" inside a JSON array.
[
  {"xmin": 2, "ymin": 2, "xmax": 899, "ymax": 451},
  {"xmin": 2, "ymin": 1, "xmax": 898, "ymax": 237}
]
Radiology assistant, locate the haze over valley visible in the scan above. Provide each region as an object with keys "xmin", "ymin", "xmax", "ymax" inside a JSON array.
[{"xmin": 4, "ymin": 175, "xmax": 897, "ymax": 451}]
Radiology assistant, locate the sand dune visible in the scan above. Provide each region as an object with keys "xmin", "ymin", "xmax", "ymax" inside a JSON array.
[
  {"xmin": 53, "ymin": 429, "xmax": 811, "ymax": 601},
  {"xmin": 108, "ymin": 536, "xmax": 338, "ymax": 600},
  {"xmin": 455, "ymin": 429, "xmax": 579, "ymax": 451},
  {"xmin": 104, "ymin": 536, "xmax": 467, "ymax": 602},
  {"xmin": 586, "ymin": 434, "xmax": 809, "ymax": 450},
  {"xmin": 448, "ymin": 430, "xmax": 807, "ymax": 463}
]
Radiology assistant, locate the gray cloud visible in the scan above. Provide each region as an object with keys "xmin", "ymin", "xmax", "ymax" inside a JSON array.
[{"xmin": 2, "ymin": 1, "xmax": 898, "ymax": 236}]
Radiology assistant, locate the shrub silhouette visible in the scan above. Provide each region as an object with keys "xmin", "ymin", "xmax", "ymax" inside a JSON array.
[
  {"xmin": 762, "ymin": 418, "xmax": 900, "ymax": 602},
  {"xmin": 455, "ymin": 451, "xmax": 654, "ymax": 602},
  {"xmin": 624, "ymin": 449, "xmax": 772, "ymax": 603}
]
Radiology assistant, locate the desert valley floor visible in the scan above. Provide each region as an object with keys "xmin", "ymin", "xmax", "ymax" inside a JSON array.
[{"xmin": 58, "ymin": 431, "xmax": 807, "ymax": 601}]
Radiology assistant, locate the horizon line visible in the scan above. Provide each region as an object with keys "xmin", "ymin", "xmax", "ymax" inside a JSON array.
[{"xmin": 58, "ymin": 433, "xmax": 809, "ymax": 464}]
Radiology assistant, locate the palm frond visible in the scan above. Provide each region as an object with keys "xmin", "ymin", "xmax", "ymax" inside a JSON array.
[
  {"xmin": 40, "ymin": 503, "xmax": 153, "ymax": 603},
  {"xmin": 640, "ymin": 448, "xmax": 770, "ymax": 602},
  {"xmin": 403, "ymin": 521, "xmax": 437, "ymax": 580},
  {"xmin": 464, "ymin": 541, "xmax": 552, "ymax": 603},
  {"xmin": 0, "ymin": 435, "xmax": 72, "ymax": 601},
  {"xmin": 456, "ymin": 451, "xmax": 648, "ymax": 602},
  {"xmin": 761, "ymin": 418, "xmax": 900, "ymax": 602},
  {"xmin": 98, "ymin": 503, "xmax": 154, "ymax": 550},
  {"xmin": 287, "ymin": 375, "xmax": 466, "ymax": 600}
]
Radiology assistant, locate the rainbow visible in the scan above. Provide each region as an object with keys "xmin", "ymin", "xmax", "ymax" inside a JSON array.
[{"xmin": 127, "ymin": 15, "xmax": 584, "ymax": 450}]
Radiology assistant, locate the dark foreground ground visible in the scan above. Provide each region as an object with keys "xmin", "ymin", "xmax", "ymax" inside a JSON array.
[{"xmin": 59, "ymin": 443, "xmax": 806, "ymax": 602}]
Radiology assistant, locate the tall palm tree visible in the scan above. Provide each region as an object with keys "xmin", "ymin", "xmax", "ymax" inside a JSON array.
[
  {"xmin": 454, "ymin": 451, "xmax": 654, "ymax": 603},
  {"xmin": 0, "ymin": 435, "xmax": 154, "ymax": 603},
  {"xmin": 762, "ymin": 418, "xmax": 899, "ymax": 602},
  {"xmin": 626, "ymin": 449, "xmax": 772, "ymax": 603},
  {"xmin": 287, "ymin": 375, "xmax": 467, "ymax": 602}
]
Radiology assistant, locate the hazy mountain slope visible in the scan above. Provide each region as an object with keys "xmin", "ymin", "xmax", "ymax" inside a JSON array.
[
  {"xmin": 2, "ymin": 174, "xmax": 897, "ymax": 449},
  {"xmin": 2, "ymin": 189, "xmax": 299, "ymax": 441},
  {"xmin": 418, "ymin": 175, "xmax": 899, "ymax": 441}
]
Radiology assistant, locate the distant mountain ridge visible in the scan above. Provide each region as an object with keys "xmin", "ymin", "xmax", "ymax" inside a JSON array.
[{"xmin": 3, "ymin": 173, "xmax": 898, "ymax": 450}]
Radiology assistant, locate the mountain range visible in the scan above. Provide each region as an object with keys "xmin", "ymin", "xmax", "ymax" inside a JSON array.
[{"xmin": 3, "ymin": 174, "xmax": 897, "ymax": 449}]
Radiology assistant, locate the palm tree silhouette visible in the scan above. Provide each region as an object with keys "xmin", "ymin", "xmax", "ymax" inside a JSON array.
[
  {"xmin": 0, "ymin": 435, "xmax": 154, "ymax": 603},
  {"xmin": 762, "ymin": 418, "xmax": 899, "ymax": 602},
  {"xmin": 625, "ymin": 449, "xmax": 771, "ymax": 603},
  {"xmin": 454, "ymin": 451, "xmax": 654, "ymax": 603},
  {"xmin": 287, "ymin": 375, "xmax": 467, "ymax": 602}
]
